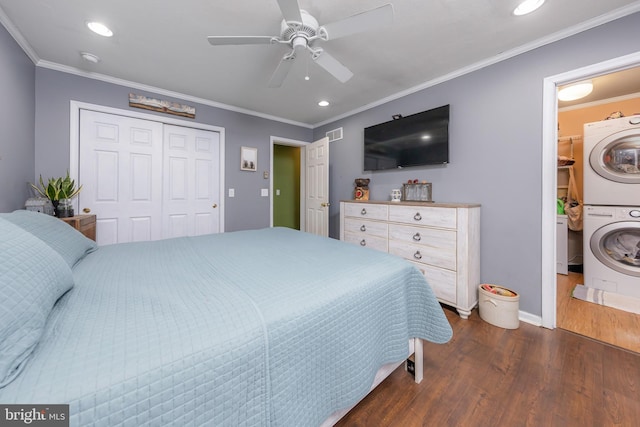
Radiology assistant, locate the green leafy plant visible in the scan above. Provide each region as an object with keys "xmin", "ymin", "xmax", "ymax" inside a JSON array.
[{"xmin": 31, "ymin": 171, "xmax": 82, "ymax": 201}]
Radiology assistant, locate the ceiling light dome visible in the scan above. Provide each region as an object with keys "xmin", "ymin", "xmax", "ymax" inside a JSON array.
[
  {"xmin": 513, "ymin": 0, "xmax": 545, "ymax": 16},
  {"xmin": 558, "ymin": 81, "xmax": 593, "ymax": 101}
]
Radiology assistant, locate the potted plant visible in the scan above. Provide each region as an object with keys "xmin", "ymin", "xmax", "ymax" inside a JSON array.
[{"xmin": 31, "ymin": 171, "xmax": 82, "ymax": 218}]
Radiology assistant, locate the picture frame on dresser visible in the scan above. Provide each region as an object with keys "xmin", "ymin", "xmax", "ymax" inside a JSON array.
[{"xmin": 339, "ymin": 200, "xmax": 481, "ymax": 319}]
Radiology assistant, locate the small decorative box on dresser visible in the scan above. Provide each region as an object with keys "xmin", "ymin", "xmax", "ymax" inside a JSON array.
[
  {"xmin": 340, "ymin": 200, "xmax": 481, "ymax": 319},
  {"xmin": 60, "ymin": 214, "xmax": 97, "ymax": 241}
]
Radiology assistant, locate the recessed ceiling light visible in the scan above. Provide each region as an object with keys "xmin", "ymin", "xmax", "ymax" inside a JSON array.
[
  {"xmin": 513, "ymin": 0, "xmax": 545, "ymax": 16},
  {"xmin": 80, "ymin": 52, "xmax": 100, "ymax": 63},
  {"xmin": 318, "ymin": 100, "xmax": 329, "ymax": 107},
  {"xmin": 87, "ymin": 21, "xmax": 113, "ymax": 37},
  {"xmin": 558, "ymin": 80, "xmax": 593, "ymax": 101}
]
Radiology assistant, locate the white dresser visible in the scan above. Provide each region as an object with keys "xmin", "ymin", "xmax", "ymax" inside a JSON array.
[{"xmin": 340, "ymin": 200, "xmax": 481, "ymax": 319}]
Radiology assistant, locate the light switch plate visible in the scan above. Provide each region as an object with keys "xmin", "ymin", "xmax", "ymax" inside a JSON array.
[
  {"xmin": 228, "ymin": 188, "xmax": 235, "ymax": 197},
  {"xmin": 261, "ymin": 188, "xmax": 268, "ymax": 197}
]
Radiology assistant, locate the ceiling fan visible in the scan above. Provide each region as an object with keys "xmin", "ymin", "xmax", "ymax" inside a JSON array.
[{"xmin": 207, "ymin": 0, "xmax": 394, "ymax": 88}]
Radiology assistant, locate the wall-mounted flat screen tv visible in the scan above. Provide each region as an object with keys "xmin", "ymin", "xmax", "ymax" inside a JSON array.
[{"xmin": 364, "ymin": 104, "xmax": 449, "ymax": 171}]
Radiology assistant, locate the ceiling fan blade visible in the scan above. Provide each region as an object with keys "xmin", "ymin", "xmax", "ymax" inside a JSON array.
[
  {"xmin": 276, "ymin": 0, "xmax": 302, "ymax": 23},
  {"xmin": 207, "ymin": 36, "xmax": 275, "ymax": 46},
  {"xmin": 321, "ymin": 4, "xmax": 394, "ymax": 40},
  {"xmin": 268, "ymin": 53, "xmax": 296, "ymax": 88},
  {"xmin": 313, "ymin": 50, "xmax": 353, "ymax": 83}
]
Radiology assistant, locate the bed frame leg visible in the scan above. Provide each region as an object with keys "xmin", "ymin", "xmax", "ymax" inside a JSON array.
[
  {"xmin": 405, "ymin": 338, "xmax": 424, "ymax": 383},
  {"xmin": 413, "ymin": 338, "xmax": 423, "ymax": 384}
]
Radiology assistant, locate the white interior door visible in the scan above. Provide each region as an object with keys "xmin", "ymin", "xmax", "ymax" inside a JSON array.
[
  {"xmin": 305, "ymin": 137, "xmax": 330, "ymax": 236},
  {"xmin": 163, "ymin": 125, "xmax": 221, "ymax": 238},
  {"xmin": 79, "ymin": 110, "xmax": 163, "ymax": 245}
]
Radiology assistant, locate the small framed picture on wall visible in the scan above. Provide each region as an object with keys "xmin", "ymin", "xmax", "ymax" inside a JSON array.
[{"xmin": 240, "ymin": 146, "xmax": 257, "ymax": 171}]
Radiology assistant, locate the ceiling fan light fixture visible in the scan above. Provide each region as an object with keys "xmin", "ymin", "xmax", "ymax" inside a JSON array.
[
  {"xmin": 87, "ymin": 21, "xmax": 113, "ymax": 37},
  {"xmin": 318, "ymin": 100, "xmax": 329, "ymax": 107},
  {"xmin": 513, "ymin": 0, "xmax": 545, "ymax": 16},
  {"xmin": 558, "ymin": 80, "xmax": 593, "ymax": 101}
]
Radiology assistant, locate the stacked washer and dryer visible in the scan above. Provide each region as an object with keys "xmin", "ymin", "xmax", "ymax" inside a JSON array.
[{"xmin": 583, "ymin": 114, "xmax": 640, "ymax": 298}]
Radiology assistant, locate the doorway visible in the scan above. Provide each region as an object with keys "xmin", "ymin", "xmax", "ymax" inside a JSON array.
[
  {"xmin": 273, "ymin": 144, "xmax": 301, "ymax": 230},
  {"xmin": 269, "ymin": 136, "xmax": 330, "ymax": 236},
  {"xmin": 270, "ymin": 136, "xmax": 307, "ymax": 231},
  {"xmin": 541, "ymin": 52, "xmax": 640, "ymax": 334}
]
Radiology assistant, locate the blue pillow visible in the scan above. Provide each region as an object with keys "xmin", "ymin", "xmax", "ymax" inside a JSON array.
[
  {"xmin": 0, "ymin": 210, "xmax": 97, "ymax": 267},
  {"xmin": 0, "ymin": 217, "xmax": 75, "ymax": 387}
]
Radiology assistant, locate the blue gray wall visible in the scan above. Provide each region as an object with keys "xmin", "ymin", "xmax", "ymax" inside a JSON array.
[
  {"xmin": 34, "ymin": 68, "xmax": 312, "ymax": 232},
  {"xmin": 314, "ymin": 12, "xmax": 640, "ymax": 316},
  {"xmin": 0, "ymin": 24, "xmax": 35, "ymax": 212}
]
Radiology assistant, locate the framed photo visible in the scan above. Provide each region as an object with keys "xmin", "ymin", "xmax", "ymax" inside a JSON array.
[{"xmin": 240, "ymin": 146, "xmax": 257, "ymax": 171}]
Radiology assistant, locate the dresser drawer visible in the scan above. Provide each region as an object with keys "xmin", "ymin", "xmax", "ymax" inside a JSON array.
[
  {"xmin": 344, "ymin": 218, "xmax": 388, "ymax": 238},
  {"xmin": 388, "ymin": 205, "xmax": 456, "ymax": 229},
  {"xmin": 388, "ymin": 223, "xmax": 456, "ymax": 251},
  {"xmin": 344, "ymin": 231, "xmax": 388, "ymax": 252},
  {"xmin": 344, "ymin": 203, "xmax": 388, "ymax": 221},
  {"xmin": 410, "ymin": 262, "xmax": 456, "ymax": 304},
  {"xmin": 388, "ymin": 240, "xmax": 456, "ymax": 270}
]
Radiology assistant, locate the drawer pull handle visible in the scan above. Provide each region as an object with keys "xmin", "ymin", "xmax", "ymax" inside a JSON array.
[
  {"xmin": 361, "ymin": 208, "xmax": 367, "ymax": 215},
  {"xmin": 414, "ymin": 212, "xmax": 422, "ymax": 221},
  {"xmin": 413, "ymin": 251, "xmax": 422, "ymax": 260},
  {"xmin": 413, "ymin": 232, "xmax": 421, "ymax": 241},
  {"xmin": 360, "ymin": 239, "xmax": 366, "ymax": 246},
  {"xmin": 360, "ymin": 225, "xmax": 366, "ymax": 232}
]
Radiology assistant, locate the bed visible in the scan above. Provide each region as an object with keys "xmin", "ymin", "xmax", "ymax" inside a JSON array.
[{"xmin": 0, "ymin": 210, "xmax": 452, "ymax": 426}]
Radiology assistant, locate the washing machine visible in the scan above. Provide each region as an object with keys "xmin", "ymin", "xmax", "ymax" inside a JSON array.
[
  {"xmin": 583, "ymin": 115, "xmax": 640, "ymax": 206},
  {"xmin": 583, "ymin": 205, "xmax": 640, "ymax": 298}
]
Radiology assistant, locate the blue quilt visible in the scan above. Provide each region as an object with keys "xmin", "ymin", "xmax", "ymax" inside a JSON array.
[{"xmin": 0, "ymin": 227, "xmax": 452, "ymax": 426}]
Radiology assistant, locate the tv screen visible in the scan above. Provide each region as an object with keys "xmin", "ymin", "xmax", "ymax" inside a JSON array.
[{"xmin": 364, "ymin": 105, "xmax": 449, "ymax": 171}]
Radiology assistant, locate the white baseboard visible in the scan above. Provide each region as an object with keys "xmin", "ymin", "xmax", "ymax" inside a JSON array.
[{"xmin": 519, "ymin": 310, "xmax": 543, "ymax": 327}]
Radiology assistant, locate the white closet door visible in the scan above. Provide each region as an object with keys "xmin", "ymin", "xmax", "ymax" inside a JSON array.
[
  {"xmin": 79, "ymin": 110, "xmax": 164, "ymax": 245},
  {"xmin": 162, "ymin": 125, "xmax": 221, "ymax": 239}
]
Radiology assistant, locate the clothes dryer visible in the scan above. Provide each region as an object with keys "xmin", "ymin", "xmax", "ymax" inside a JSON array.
[
  {"xmin": 583, "ymin": 205, "xmax": 640, "ymax": 298},
  {"xmin": 583, "ymin": 115, "xmax": 640, "ymax": 206}
]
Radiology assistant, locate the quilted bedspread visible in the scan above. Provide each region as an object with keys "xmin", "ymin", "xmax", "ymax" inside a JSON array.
[{"xmin": 0, "ymin": 227, "xmax": 452, "ymax": 426}]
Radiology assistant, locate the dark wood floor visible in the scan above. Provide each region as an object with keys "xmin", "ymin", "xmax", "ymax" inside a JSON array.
[{"xmin": 337, "ymin": 306, "xmax": 640, "ymax": 427}]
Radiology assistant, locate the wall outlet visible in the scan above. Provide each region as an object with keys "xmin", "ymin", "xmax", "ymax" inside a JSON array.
[
  {"xmin": 261, "ymin": 188, "xmax": 269, "ymax": 197},
  {"xmin": 228, "ymin": 188, "xmax": 235, "ymax": 197}
]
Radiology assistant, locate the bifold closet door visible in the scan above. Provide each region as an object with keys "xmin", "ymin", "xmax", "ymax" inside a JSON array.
[
  {"xmin": 162, "ymin": 125, "xmax": 221, "ymax": 238},
  {"xmin": 79, "ymin": 110, "xmax": 221, "ymax": 245},
  {"xmin": 79, "ymin": 109, "xmax": 164, "ymax": 245}
]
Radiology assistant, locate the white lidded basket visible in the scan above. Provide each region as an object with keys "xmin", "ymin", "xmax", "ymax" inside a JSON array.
[{"xmin": 478, "ymin": 284, "xmax": 520, "ymax": 329}]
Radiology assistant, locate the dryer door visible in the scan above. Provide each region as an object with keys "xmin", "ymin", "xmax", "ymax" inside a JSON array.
[
  {"xmin": 589, "ymin": 128, "xmax": 640, "ymax": 184},
  {"xmin": 590, "ymin": 221, "xmax": 640, "ymax": 277}
]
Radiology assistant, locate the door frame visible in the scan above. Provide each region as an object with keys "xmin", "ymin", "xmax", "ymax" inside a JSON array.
[
  {"xmin": 269, "ymin": 136, "xmax": 309, "ymax": 230},
  {"xmin": 540, "ymin": 51, "xmax": 640, "ymax": 329},
  {"xmin": 69, "ymin": 100, "xmax": 226, "ymax": 233}
]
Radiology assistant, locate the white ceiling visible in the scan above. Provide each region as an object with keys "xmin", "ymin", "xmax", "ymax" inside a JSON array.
[{"xmin": 1, "ymin": 0, "xmax": 639, "ymax": 127}]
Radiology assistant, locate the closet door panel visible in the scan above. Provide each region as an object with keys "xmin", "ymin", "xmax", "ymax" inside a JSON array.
[
  {"xmin": 162, "ymin": 125, "xmax": 221, "ymax": 238},
  {"xmin": 79, "ymin": 110, "xmax": 163, "ymax": 245}
]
